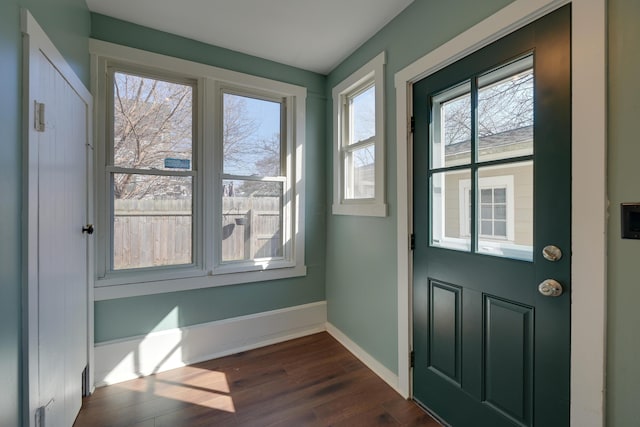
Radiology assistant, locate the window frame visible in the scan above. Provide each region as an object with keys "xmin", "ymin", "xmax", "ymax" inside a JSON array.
[
  {"xmin": 332, "ymin": 51, "xmax": 387, "ymax": 217},
  {"xmin": 91, "ymin": 40, "xmax": 306, "ymax": 300}
]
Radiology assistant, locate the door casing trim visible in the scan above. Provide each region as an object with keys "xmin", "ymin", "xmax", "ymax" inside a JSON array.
[{"xmin": 394, "ymin": 1, "xmax": 606, "ymax": 426}]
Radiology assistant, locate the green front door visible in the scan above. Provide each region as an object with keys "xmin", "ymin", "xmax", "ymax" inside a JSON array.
[{"xmin": 412, "ymin": 6, "xmax": 570, "ymax": 427}]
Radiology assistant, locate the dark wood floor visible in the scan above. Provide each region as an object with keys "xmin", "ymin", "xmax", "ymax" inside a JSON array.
[{"xmin": 74, "ymin": 332, "xmax": 440, "ymax": 427}]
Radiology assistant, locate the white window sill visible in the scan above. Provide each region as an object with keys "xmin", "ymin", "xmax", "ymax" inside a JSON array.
[
  {"xmin": 94, "ymin": 264, "xmax": 307, "ymax": 301},
  {"xmin": 332, "ymin": 202, "xmax": 388, "ymax": 217}
]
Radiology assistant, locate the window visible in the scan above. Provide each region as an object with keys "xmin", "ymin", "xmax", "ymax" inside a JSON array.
[
  {"xmin": 429, "ymin": 55, "xmax": 534, "ymax": 261},
  {"xmin": 92, "ymin": 41, "xmax": 306, "ymax": 298},
  {"xmin": 332, "ymin": 52, "xmax": 387, "ymax": 216},
  {"xmin": 218, "ymin": 91, "xmax": 290, "ymax": 271},
  {"xmin": 459, "ymin": 176, "xmax": 515, "ymax": 242},
  {"xmin": 109, "ymin": 70, "xmax": 196, "ymax": 271}
]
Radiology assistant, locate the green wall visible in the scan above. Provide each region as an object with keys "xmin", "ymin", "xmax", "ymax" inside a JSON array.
[
  {"xmin": 2, "ymin": 1, "xmax": 639, "ymax": 424},
  {"xmin": 90, "ymin": 14, "xmax": 327, "ymax": 343},
  {"xmin": 325, "ymin": 0, "xmax": 514, "ymax": 374},
  {"xmin": 0, "ymin": 0, "xmax": 89, "ymax": 425},
  {"xmin": 607, "ymin": 0, "xmax": 640, "ymax": 425}
]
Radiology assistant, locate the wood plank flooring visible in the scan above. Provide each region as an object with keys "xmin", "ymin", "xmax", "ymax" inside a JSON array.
[{"xmin": 74, "ymin": 332, "xmax": 440, "ymax": 427}]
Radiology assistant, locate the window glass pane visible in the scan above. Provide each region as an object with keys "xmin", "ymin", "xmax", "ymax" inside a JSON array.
[
  {"xmin": 113, "ymin": 174, "xmax": 192, "ymax": 270},
  {"xmin": 476, "ymin": 162, "xmax": 533, "ymax": 261},
  {"xmin": 349, "ymin": 85, "xmax": 375, "ymax": 144},
  {"xmin": 113, "ymin": 72, "xmax": 193, "ymax": 171},
  {"xmin": 477, "ymin": 56, "xmax": 534, "ymax": 162},
  {"xmin": 481, "ymin": 189, "xmax": 492, "ymax": 203},
  {"xmin": 481, "ymin": 205, "xmax": 493, "ymax": 219},
  {"xmin": 345, "ymin": 144, "xmax": 375, "ymax": 199},
  {"xmin": 481, "ymin": 221, "xmax": 493, "ymax": 236},
  {"xmin": 221, "ymin": 180, "xmax": 283, "ymax": 262},
  {"xmin": 223, "ymin": 93, "xmax": 282, "ymax": 177},
  {"xmin": 431, "ymin": 169, "xmax": 471, "ymax": 252},
  {"xmin": 432, "ymin": 82, "xmax": 471, "ymax": 168}
]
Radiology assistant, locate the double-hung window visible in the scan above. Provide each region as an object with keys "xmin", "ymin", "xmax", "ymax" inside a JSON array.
[
  {"xmin": 92, "ymin": 41, "xmax": 306, "ymax": 299},
  {"xmin": 332, "ymin": 52, "xmax": 387, "ymax": 217}
]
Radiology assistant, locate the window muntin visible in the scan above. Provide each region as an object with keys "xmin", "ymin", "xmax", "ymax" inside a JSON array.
[
  {"xmin": 109, "ymin": 70, "xmax": 196, "ymax": 270},
  {"xmin": 429, "ymin": 55, "xmax": 534, "ymax": 261},
  {"xmin": 332, "ymin": 51, "xmax": 386, "ymax": 217}
]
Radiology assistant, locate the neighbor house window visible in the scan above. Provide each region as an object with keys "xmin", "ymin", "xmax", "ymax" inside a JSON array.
[
  {"xmin": 459, "ymin": 176, "xmax": 515, "ymax": 241},
  {"xmin": 92, "ymin": 41, "xmax": 306, "ymax": 299},
  {"xmin": 332, "ymin": 52, "xmax": 387, "ymax": 217}
]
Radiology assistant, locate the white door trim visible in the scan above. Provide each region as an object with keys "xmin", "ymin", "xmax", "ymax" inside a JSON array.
[
  {"xmin": 21, "ymin": 9, "xmax": 94, "ymax": 426},
  {"xmin": 394, "ymin": 1, "xmax": 607, "ymax": 426}
]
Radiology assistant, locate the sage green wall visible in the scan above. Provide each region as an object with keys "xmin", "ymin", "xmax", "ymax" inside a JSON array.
[
  {"xmin": 90, "ymin": 14, "xmax": 327, "ymax": 343},
  {"xmin": 325, "ymin": 0, "xmax": 514, "ymax": 374},
  {"xmin": 607, "ymin": 0, "xmax": 640, "ymax": 425},
  {"xmin": 0, "ymin": 0, "xmax": 89, "ymax": 424}
]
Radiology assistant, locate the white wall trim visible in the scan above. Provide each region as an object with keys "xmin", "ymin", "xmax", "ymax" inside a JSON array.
[
  {"xmin": 94, "ymin": 301, "xmax": 327, "ymax": 386},
  {"xmin": 21, "ymin": 9, "xmax": 94, "ymax": 426},
  {"xmin": 326, "ymin": 323, "xmax": 400, "ymax": 395},
  {"xmin": 394, "ymin": 0, "xmax": 607, "ymax": 426}
]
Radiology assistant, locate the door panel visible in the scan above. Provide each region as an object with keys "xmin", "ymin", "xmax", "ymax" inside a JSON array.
[
  {"xmin": 412, "ymin": 6, "xmax": 570, "ymax": 427},
  {"xmin": 428, "ymin": 281, "xmax": 462, "ymax": 384}
]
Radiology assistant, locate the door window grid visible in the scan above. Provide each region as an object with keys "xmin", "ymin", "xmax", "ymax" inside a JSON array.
[{"xmin": 429, "ymin": 54, "xmax": 534, "ymax": 261}]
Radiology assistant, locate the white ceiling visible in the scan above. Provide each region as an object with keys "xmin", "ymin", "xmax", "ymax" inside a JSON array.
[{"xmin": 85, "ymin": 0, "xmax": 414, "ymax": 74}]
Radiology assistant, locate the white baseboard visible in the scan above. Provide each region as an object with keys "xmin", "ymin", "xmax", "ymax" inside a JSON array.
[
  {"xmin": 94, "ymin": 301, "xmax": 327, "ymax": 387},
  {"xmin": 326, "ymin": 322, "xmax": 400, "ymax": 394}
]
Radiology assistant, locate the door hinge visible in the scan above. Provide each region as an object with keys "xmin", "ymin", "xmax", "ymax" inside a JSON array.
[
  {"xmin": 410, "ymin": 350, "xmax": 415, "ymax": 368},
  {"xmin": 35, "ymin": 399, "xmax": 54, "ymax": 427},
  {"xmin": 410, "ymin": 233, "xmax": 415, "ymax": 251},
  {"xmin": 410, "ymin": 116, "xmax": 415, "ymax": 133},
  {"xmin": 34, "ymin": 101, "xmax": 45, "ymax": 132}
]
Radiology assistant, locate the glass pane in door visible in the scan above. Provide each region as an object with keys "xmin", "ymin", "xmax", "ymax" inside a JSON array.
[
  {"xmin": 477, "ymin": 56, "xmax": 534, "ymax": 163},
  {"xmin": 431, "ymin": 169, "xmax": 471, "ymax": 251},
  {"xmin": 476, "ymin": 162, "xmax": 533, "ymax": 261},
  {"xmin": 431, "ymin": 82, "xmax": 471, "ymax": 168}
]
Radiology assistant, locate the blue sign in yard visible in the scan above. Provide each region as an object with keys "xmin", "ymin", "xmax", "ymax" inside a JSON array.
[{"xmin": 164, "ymin": 158, "xmax": 191, "ymax": 169}]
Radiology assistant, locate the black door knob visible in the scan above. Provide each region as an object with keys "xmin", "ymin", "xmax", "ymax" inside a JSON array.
[{"xmin": 82, "ymin": 224, "xmax": 94, "ymax": 235}]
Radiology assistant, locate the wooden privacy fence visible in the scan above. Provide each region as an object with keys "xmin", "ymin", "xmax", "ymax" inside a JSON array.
[{"xmin": 113, "ymin": 197, "xmax": 282, "ymax": 270}]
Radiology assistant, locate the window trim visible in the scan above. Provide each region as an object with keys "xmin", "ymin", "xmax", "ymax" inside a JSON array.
[
  {"xmin": 332, "ymin": 51, "xmax": 387, "ymax": 217},
  {"xmin": 90, "ymin": 39, "xmax": 306, "ymax": 300}
]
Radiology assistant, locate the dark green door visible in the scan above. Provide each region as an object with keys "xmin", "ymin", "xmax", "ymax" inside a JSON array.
[{"xmin": 412, "ymin": 6, "xmax": 570, "ymax": 427}]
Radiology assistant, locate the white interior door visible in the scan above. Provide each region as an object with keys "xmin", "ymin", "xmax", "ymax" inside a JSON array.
[
  {"xmin": 23, "ymin": 10, "xmax": 92, "ymax": 426},
  {"xmin": 37, "ymin": 49, "xmax": 88, "ymax": 427},
  {"xmin": 35, "ymin": 48, "xmax": 89, "ymax": 427}
]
